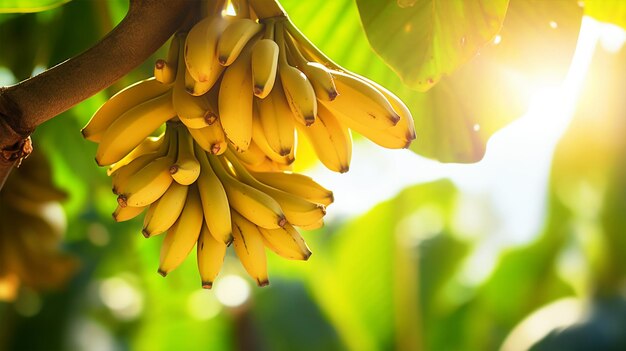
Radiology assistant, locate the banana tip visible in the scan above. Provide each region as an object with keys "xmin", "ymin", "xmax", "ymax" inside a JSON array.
[
  {"xmin": 218, "ymin": 56, "xmax": 228, "ymax": 65},
  {"xmin": 279, "ymin": 148, "xmax": 292, "ymax": 157},
  {"xmin": 328, "ymin": 91, "xmax": 338, "ymax": 101},
  {"xmin": 141, "ymin": 229, "xmax": 150, "ymax": 238},
  {"xmin": 304, "ymin": 251, "xmax": 312, "ymax": 261},
  {"xmin": 157, "ymin": 269, "xmax": 168, "ymax": 277},
  {"xmin": 117, "ymin": 195, "xmax": 128, "ymax": 208},
  {"xmin": 339, "ymin": 165, "xmax": 349, "ymax": 173},
  {"xmin": 205, "ymin": 113, "xmax": 218, "ymax": 125},
  {"xmin": 202, "ymin": 282, "xmax": 213, "ymax": 289},
  {"xmin": 155, "ymin": 59, "xmax": 166, "ymax": 69},
  {"xmin": 278, "ymin": 216, "xmax": 288, "ymax": 228},
  {"xmin": 169, "ymin": 165, "xmax": 179, "ymax": 174},
  {"xmin": 257, "ymin": 279, "xmax": 270, "ymax": 287}
]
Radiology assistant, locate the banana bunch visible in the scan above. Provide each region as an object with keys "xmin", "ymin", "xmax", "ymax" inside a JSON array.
[
  {"xmin": 81, "ymin": 0, "xmax": 415, "ymax": 287},
  {"xmin": 0, "ymin": 151, "xmax": 76, "ymax": 301}
]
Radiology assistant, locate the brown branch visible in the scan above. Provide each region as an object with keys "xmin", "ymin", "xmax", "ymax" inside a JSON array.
[{"xmin": 0, "ymin": 0, "xmax": 193, "ymax": 189}]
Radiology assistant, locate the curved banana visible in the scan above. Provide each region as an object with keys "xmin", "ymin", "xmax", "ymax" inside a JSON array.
[
  {"xmin": 251, "ymin": 107, "xmax": 293, "ymax": 164},
  {"xmin": 158, "ymin": 185, "xmax": 204, "ymax": 276},
  {"xmin": 171, "ymin": 126, "xmax": 201, "ymax": 185},
  {"xmin": 231, "ymin": 210, "xmax": 269, "ymax": 287},
  {"xmin": 154, "ymin": 33, "xmax": 182, "ymax": 84},
  {"xmin": 217, "ymin": 18, "xmax": 263, "ymax": 66},
  {"xmin": 83, "ymin": 78, "xmax": 170, "ymax": 143},
  {"xmin": 107, "ymin": 133, "xmax": 165, "ymax": 176},
  {"xmin": 218, "ymin": 37, "xmax": 256, "ymax": 151},
  {"xmin": 112, "ymin": 205, "xmax": 146, "ymax": 222},
  {"xmin": 207, "ymin": 153, "xmax": 286, "ymax": 229},
  {"xmin": 235, "ymin": 141, "xmax": 266, "ymax": 167},
  {"xmin": 188, "ymin": 119, "xmax": 228, "ymax": 155},
  {"xmin": 95, "ymin": 91, "xmax": 175, "ymax": 166},
  {"xmin": 194, "ymin": 143, "xmax": 232, "ymax": 244},
  {"xmin": 174, "ymin": 43, "xmax": 212, "ymax": 129},
  {"xmin": 250, "ymin": 171, "xmax": 333, "ymax": 206},
  {"xmin": 296, "ymin": 102, "xmax": 352, "ymax": 173},
  {"xmin": 255, "ymin": 79, "xmax": 295, "ymax": 157},
  {"xmin": 142, "ymin": 182, "xmax": 188, "ymax": 237},
  {"xmin": 251, "ymin": 38, "xmax": 279, "ymax": 98},
  {"xmin": 259, "ymin": 224, "xmax": 311, "ymax": 260},
  {"xmin": 184, "ymin": 16, "xmax": 229, "ymax": 87},
  {"xmin": 197, "ymin": 223, "xmax": 227, "ymax": 289}
]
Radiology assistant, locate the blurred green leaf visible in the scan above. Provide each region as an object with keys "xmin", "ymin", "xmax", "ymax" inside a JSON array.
[
  {"xmin": 584, "ymin": 0, "xmax": 626, "ymax": 29},
  {"xmin": 355, "ymin": 0, "xmax": 509, "ymax": 91},
  {"xmin": 0, "ymin": 0, "xmax": 69, "ymax": 13}
]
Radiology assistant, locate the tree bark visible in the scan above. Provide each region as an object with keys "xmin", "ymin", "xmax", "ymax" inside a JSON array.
[{"xmin": 0, "ymin": 0, "xmax": 193, "ymax": 189}]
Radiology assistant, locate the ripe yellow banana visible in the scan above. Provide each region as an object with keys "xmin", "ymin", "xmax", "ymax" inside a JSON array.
[
  {"xmin": 217, "ymin": 18, "xmax": 263, "ymax": 66},
  {"xmin": 158, "ymin": 185, "xmax": 204, "ymax": 276},
  {"xmin": 258, "ymin": 224, "xmax": 311, "ymax": 260},
  {"xmin": 251, "ymin": 107, "xmax": 294, "ymax": 164},
  {"xmin": 171, "ymin": 126, "xmax": 201, "ymax": 185},
  {"xmin": 296, "ymin": 102, "xmax": 352, "ymax": 173},
  {"xmin": 107, "ymin": 133, "xmax": 165, "ymax": 176},
  {"xmin": 142, "ymin": 182, "xmax": 188, "ymax": 237},
  {"xmin": 207, "ymin": 153, "xmax": 286, "ymax": 229},
  {"xmin": 154, "ymin": 33, "xmax": 182, "ymax": 84},
  {"xmin": 112, "ymin": 205, "xmax": 146, "ymax": 222},
  {"xmin": 251, "ymin": 171, "xmax": 333, "ymax": 206},
  {"xmin": 184, "ymin": 15, "xmax": 229, "ymax": 86},
  {"xmin": 197, "ymin": 222, "xmax": 227, "ymax": 289},
  {"xmin": 218, "ymin": 37, "xmax": 256, "ymax": 151},
  {"xmin": 194, "ymin": 143, "xmax": 232, "ymax": 244},
  {"xmin": 235, "ymin": 141, "xmax": 267, "ymax": 167},
  {"xmin": 83, "ymin": 78, "xmax": 170, "ymax": 142},
  {"xmin": 173, "ymin": 42, "xmax": 213, "ymax": 129},
  {"xmin": 251, "ymin": 38, "xmax": 279, "ymax": 98},
  {"xmin": 231, "ymin": 210, "xmax": 269, "ymax": 287},
  {"xmin": 188, "ymin": 119, "xmax": 228, "ymax": 155},
  {"xmin": 95, "ymin": 91, "xmax": 175, "ymax": 166},
  {"xmin": 255, "ymin": 79, "xmax": 295, "ymax": 157}
]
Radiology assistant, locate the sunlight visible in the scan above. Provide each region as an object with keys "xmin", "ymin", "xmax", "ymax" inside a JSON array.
[
  {"xmin": 99, "ymin": 275, "xmax": 144, "ymax": 320},
  {"xmin": 214, "ymin": 275, "xmax": 251, "ymax": 308}
]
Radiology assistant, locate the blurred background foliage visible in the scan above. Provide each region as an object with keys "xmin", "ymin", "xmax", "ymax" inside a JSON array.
[{"xmin": 1, "ymin": 0, "xmax": 626, "ymax": 350}]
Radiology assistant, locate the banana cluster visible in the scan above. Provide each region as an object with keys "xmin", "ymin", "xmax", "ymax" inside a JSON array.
[
  {"xmin": 81, "ymin": 0, "xmax": 414, "ymax": 287},
  {"xmin": 0, "ymin": 151, "xmax": 76, "ymax": 301}
]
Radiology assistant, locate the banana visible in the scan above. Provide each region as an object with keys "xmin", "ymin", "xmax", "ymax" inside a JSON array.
[
  {"xmin": 251, "ymin": 38, "xmax": 279, "ymax": 98},
  {"xmin": 158, "ymin": 184, "xmax": 204, "ymax": 276},
  {"xmin": 174, "ymin": 42, "xmax": 212, "ymax": 129},
  {"xmin": 231, "ymin": 210, "xmax": 269, "ymax": 287},
  {"xmin": 296, "ymin": 102, "xmax": 352, "ymax": 173},
  {"xmin": 251, "ymin": 107, "xmax": 294, "ymax": 164},
  {"xmin": 225, "ymin": 151, "xmax": 326, "ymax": 227},
  {"xmin": 217, "ymin": 18, "xmax": 263, "ymax": 66},
  {"xmin": 250, "ymin": 171, "xmax": 333, "ymax": 206},
  {"xmin": 194, "ymin": 143, "xmax": 232, "ymax": 244},
  {"xmin": 324, "ymin": 69, "xmax": 400, "ymax": 130},
  {"xmin": 154, "ymin": 33, "xmax": 182, "ymax": 84},
  {"xmin": 142, "ymin": 182, "xmax": 188, "ymax": 237},
  {"xmin": 184, "ymin": 16, "xmax": 229, "ymax": 86},
  {"xmin": 235, "ymin": 141, "xmax": 266, "ymax": 167},
  {"xmin": 82, "ymin": 78, "xmax": 170, "ymax": 142},
  {"xmin": 188, "ymin": 120, "xmax": 228, "ymax": 155},
  {"xmin": 218, "ymin": 36, "xmax": 256, "ymax": 151},
  {"xmin": 171, "ymin": 126, "xmax": 201, "ymax": 185},
  {"xmin": 107, "ymin": 133, "xmax": 165, "ymax": 176},
  {"xmin": 258, "ymin": 224, "xmax": 311, "ymax": 260},
  {"xmin": 116, "ymin": 130, "xmax": 177, "ymax": 207},
  {"xmin": 207, "ymin": 153, "xmax": 286, "ymax": 229},
  {"xmin": 297, "ymin": 218, "xmax": 324, "ymax": 230},
  {"xmin": 95, "ymin": 91, "xmax": 175, "ymax": 166},
  {"xmin": 112, "ymin": 205, "xmax": 146, "ymax": 222},
  {"xmin": 197, "ymin": 223, "xmax": 227, "ymax": 289},
  {"xmin": 255, "ymin": 79, "xmax": 295, "ymax": 157},
  {"xmin": 276, "ymin": 22, "xmax": 316, "ymax": 126}
]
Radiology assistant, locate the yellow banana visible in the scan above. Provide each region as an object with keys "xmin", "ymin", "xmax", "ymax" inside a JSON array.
[
  {"xmin": 184, "ymin": 15, "xmax": 229, "ymax": 86},
  {"xmin": 251, "ymin": 107, "xmax": 294, "ymax": 164},
  {"xmin": 255, "ymin": 79, "xmax": 295, "ymax": 157},
  {"xmin": 171, "ymin": 126, "xmax": 201, "ymax": 185},
  {"xmin": 226, "ymin": 151, "xmax": 326, "ymax": 227},
  {"xmin": 235, "ymin": 141, "xmax": 266, "ymax": 167},
  {"xmin": 250, "ymin": 171, "xmax": 333, "ymax": 206},
  {"xmin": 194, "ymin": 143, "xmax": 232, "ymax": 244},
  {"xmin": 107, "ymin": 133, "xmax": 165, "ymax": 176},
  {"xmin": 251, "ymin": 38, "xmax": 279, "ymax": 98},
  {"xmin": 158, "ymin": 185, "xmax": 204, "ymax": 276},
  {"xmin": 296, "ymin": 102, "xmax": 352, "ymax": 173},
  {"xmin": 297, "ymin": 218, "xmax": 324, "ymax": 231},
  {"xmin": 154, "ymin": 33, "xmax": 182, "ymax": 84},
  {"xmin": 83, "ymin": 78, "xmax": 170, "ymax": 142},
  {"xmin": 325, "ymin": 69, "xmax": 400, "ymax": 129},
  {"xmin": 208, "ymin": 153, "xmax": 286, "ymax": 229},
  {"xmin": 258, "ymin": 224, "xmax": 311, "ymax": 260},
  {"xmin": 142, "ymin": 182, "xmax": 188, "ymax": 237},
  {"xmin": 197, "ymin": 223, "xmax": 227, "ymax": 289},
  {"xmin": 217, "ymin": 18, "xmax": 263, "ymax": 66},
  {"xmin": 188, "ymin": 119, "xmax": 228, "ymax": 155},
  {"xmin": 231, "ymin": 210, "xmax": 269, "ymax": 287},
  {"xmin": 218, "ymin": 37, "xmax": 255, "ymax": 151},
  {"xmin": 95, "ymin": 91, "xmax": 175, "ymax": 166},
  {"xmin": 173, "ymin": 40, "xmax": 213, "ymax": 129},
  {"xmin": 112, "ymin": 205, "xmax": 146, "ymax": 222}
]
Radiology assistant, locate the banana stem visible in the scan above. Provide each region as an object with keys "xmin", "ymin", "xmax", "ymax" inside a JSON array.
[
  {"xmin": 0, "ymin": 0, "xmax": 193, "ymax": 191},
  {"xmin": 283, "ymin": 29, "xmax": 308, "ymax": 68},
  {"xmin": 249, "ymin": 0, "xmax": 286, "ymax": 20},
  {"xmin": 274, "ymin": 21, "xmax": 289, "ymax": 67}
]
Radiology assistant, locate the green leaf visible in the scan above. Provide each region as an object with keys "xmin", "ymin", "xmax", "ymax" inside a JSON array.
[
  {"xmin": 584, "ymin": 0, "xmax": 626, "ymax": 29},
  {"xmin": 0, "ymin": 0, "xmax": 69, "ymax": 13},
  {"xmin": 355, "ymin": 0, "xmax": 509, "ymax": 91}
]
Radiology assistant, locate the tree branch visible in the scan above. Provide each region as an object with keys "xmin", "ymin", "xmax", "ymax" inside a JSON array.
[{"xmin": 0, "ymin": 0, "xmax": 193, "ymax": 189}]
